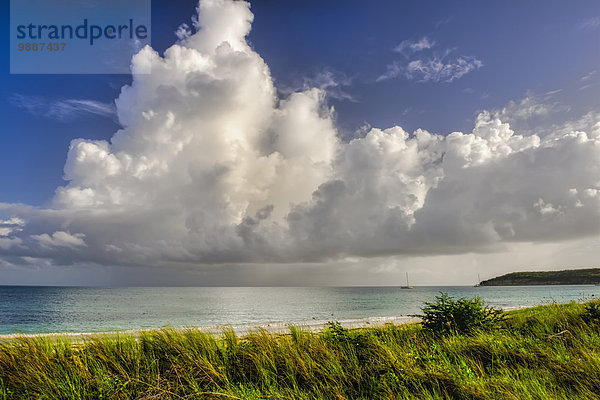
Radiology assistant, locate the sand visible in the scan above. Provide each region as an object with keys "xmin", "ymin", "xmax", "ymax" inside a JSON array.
[{"xmin": 0, "ymin": 315, "xmax": 421, "ymax": 342}]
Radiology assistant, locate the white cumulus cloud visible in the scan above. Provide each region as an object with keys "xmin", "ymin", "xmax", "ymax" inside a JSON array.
[{"xmin": 0, "ymin": 0, "xmax": 598, "ymax": 274}]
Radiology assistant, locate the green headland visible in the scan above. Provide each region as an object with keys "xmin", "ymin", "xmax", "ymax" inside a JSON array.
[{"xmin": 480, "ymin": 268, "xmax": 600, "ymax": 286}]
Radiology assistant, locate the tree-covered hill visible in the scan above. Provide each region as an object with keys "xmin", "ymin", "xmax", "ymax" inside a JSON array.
[{"xmin": 480, "ymin": 268, "xmax": 600, "ymax": 286}]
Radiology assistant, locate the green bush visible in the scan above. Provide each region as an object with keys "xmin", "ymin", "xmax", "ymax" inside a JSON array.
[
  {"xmin": 322, "ymin": 321, "xmax": 366, "ymax": 348},
  {"xmin": 322, "ymin": 321, "xmax": 351, "ymax": 344},
  {"xmin": 414, "ymin": 292, "xmax": 504, "ymax": 334},
  {"xmin": 582, "ymin": 301, "xmax": 600, "ymax": 324}
]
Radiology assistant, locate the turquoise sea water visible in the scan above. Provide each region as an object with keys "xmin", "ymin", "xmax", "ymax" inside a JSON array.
[{"xmin": 0, "ymin": 285, "xmax": 598, "ymax": 335}]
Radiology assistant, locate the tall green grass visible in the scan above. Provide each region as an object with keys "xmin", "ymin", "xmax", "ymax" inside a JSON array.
[{"xmin": 1, "ymin": 300, "xmax": 600, "ymax": 399}]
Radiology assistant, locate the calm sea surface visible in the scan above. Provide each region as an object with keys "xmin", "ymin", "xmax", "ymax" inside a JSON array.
[{"xmin": 0, "ymin": 286, "xmax": 598, "ymax": 335}]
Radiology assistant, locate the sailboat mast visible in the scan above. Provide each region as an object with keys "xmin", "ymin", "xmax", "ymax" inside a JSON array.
[{"xmin": 401, "ymin": 271, "xmax": 413, "ymax": 289}]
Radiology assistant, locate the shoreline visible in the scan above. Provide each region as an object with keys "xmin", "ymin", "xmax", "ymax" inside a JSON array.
[
  {"xmin": 0, "ymin": 315, "xmax": 421, "ymax": 341},
  {"xmin": 0, "ymin": 304, "xmax": 537, "ymax": 341}
]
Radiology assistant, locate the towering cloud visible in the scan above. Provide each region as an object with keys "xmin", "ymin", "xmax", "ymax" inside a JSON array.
[{"xmin": 0, "ymin": 0, "xmax": 599, "ymax": 271}]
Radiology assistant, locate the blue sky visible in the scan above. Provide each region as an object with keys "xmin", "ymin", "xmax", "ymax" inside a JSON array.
[
  {"xmin": 2, "ymin": 0, "xmax": 598, "ymax": 206},
  {"xmin": 0, "ymin": 0, "xmax": 599, "ymax": 285}
]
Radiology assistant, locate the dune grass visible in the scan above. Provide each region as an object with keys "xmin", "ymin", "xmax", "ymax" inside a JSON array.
[{"xmin": 1, "ymin": 300, "xmax": 600, "ymax": 399}]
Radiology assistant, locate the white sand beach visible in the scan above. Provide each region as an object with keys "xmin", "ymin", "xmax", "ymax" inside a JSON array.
[{"xmin": 0, "ymin": 315, "xmax": 420, "ymax": 342}]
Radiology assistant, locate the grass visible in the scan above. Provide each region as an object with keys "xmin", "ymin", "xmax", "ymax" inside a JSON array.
[{"xmin": 1, "ymin": 300, "xmax": 600, "ymax": 399}]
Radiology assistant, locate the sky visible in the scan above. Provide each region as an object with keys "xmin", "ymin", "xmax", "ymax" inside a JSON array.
[{"xmin": 0, "ymin": 0, "xmax": 599, "ymax": 286}]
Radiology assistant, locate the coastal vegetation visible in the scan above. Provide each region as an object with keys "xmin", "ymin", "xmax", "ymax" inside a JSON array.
[
  {"xmin": 414, "ymin": 292, "xmax": 504, "ymax": 334},
  {"xmin": 1, "ymin": 296, "xmax": 600, "ymax": 399},
  {"xmin": 480, "ymin": 268, "xmax": 600, "ymax": 286}
]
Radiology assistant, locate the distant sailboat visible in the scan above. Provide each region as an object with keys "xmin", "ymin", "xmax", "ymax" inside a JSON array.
[
  {"xmin": 474, "ymin": 273, "xmax": 481, "ymax": 287},
  {"xmin": 401, "ymin": 272, "xmax": 413, "ymax": 289}
]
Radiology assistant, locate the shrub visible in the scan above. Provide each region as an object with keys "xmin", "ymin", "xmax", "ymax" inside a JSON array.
[
  {"xmin": 582, "ymin": 301, "xmax": 600, "ymax": 325},
  {"xmin": 322, "ymin": 321, "xmax": 369, "ymax": 349},
  {"xmin": 414, "ymin": 292, "xmax": 504, "ymax": 334},
  {"xmin": 322, "ymin": 321, "xmax": 367, "ymax": 347},
  {"xmin": 323, "ymin": 321, "xmax": 351, "ymax": 344}
]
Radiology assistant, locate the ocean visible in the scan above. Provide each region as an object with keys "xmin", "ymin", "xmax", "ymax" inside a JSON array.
[{"xmin": 1, "ymin": 285, "xmax": 598, "ymax": 335}]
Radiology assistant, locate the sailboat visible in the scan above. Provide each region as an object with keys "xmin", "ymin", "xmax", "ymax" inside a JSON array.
[
  {"xmin": 474, "ymin": 273, "xmax": 481, "ymax": 287},
  {"xmin": 400, "ymin": 272, "xmax": 413, "ymax": 289}
]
